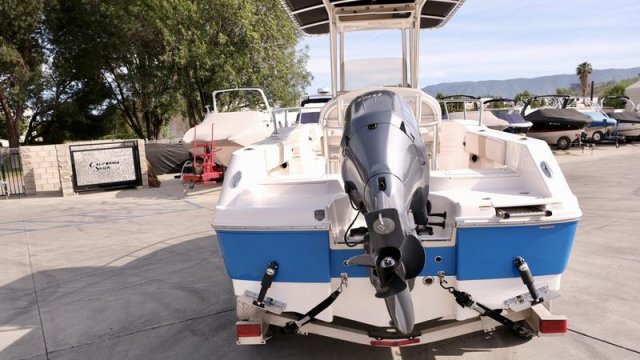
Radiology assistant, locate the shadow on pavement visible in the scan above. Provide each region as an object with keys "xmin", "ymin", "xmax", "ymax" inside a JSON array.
[{"xmin": 0, "ymin": 234, "xmax": 529, "ymax": 360}]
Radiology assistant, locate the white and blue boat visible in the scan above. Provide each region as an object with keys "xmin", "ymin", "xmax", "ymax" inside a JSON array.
[
  {"xmin": 213, "ymin": 0, "xmax": 582, "ymax": 352},
  {"xmin": 565, "ymin": 97, "xmax": 617, "ymax": 143}
]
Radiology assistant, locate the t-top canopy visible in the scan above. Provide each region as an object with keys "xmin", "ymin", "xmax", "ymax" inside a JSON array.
[{"xmin": 279, "ymin": 0, "xmax": 464, "ymax": 35}]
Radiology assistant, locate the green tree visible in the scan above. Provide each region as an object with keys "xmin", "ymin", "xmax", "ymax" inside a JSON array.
[
  {"xmin": 601, "ymin": 83, "xmax": 629, "ymax": 109},
  {"xmin": 514, "ymin": 90, "xmax": 533, "ymax": 104},
  {"xmin": 166, "ymin": 0, "xmax": 311, "ymax": 126},
  {"xmin": 576, "ymin": 62, "xmax": 593, "ymax": 97},
  {"xmin": 47, "ymin": 0, "xmax": 182, "ymax": 140},
  {"xmin": 0, "ymin": 0, "xmax": 45, "ymax": 148},
  {"xmin": 555, "ymin": 87, "xmax": 572, "ymax": 96},
  {"xmin": 47, "ymin": 0, "xmax": 311, "ymax": 138}
]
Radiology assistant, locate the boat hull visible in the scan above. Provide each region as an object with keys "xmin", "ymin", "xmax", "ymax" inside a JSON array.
[
  {"xmin": 216, "ymin": 221, "xmax": 577, "ymax": 325},
  {"xmin": 616, "ymin": 123, "xmax": 640, "ymax": 137},
  {"xmin": 182, "ymin": 111, "xmax": 273, "ymax": 165},
  {"xmin": 527, "ymin": 129, "xmax": 582, "ymax": 146}
]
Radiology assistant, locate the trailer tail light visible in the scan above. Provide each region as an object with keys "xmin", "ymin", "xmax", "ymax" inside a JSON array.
[
  {"xmin": 370, "ymin": 338, "xmax": 420, "ymax": 347},
  {"xmin": 539, "ymin": 318, "xmax": 568, "ymax": 334},
  {"xmin": 235, "ymin": 321, "xmax": 265, "ymax": 345},
  {"xmin": 530, "ymin": 303, "xmax": 568, "ymax": 336}
]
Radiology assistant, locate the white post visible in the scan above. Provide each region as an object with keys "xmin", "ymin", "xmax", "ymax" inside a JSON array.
[
  {"xmin": 339, "ymin": 31, "xmax": 345, "ymax": 92},
  {"xmin": 402, "ymin": 29, "xmax": 408, "ymax": 87}
]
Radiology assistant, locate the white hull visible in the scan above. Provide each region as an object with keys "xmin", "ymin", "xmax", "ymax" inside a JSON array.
[
  {"xmin": 232, "ymin": 274, "xmax": 562, "ymax": 326},
  {"xmin": 182, "ymin": 111, "xmax": 273, "ymax": 165},
  {"xmin": 447, "ymin": 111, "xmax": 510, "ymax": 131},
  {"xmin": 527, "ymin": 129, "xmax": 582, "ymax": 145},
  {"xmin": 616, "ymin": 123, "xmax": 640, "ymax": 137}
]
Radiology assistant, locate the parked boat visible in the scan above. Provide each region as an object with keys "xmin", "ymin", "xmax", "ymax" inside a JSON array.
[
  {"xmin": 182, "ymin": 88, "xmax": 274, "ymax": 166},
  {"xmin": 271, "ymin": 89, "xmax": 333, "ymax": 128},
  {"xmin": 440, "ymin": 95, "xmax": 510, "ymax": 131},
  {"xmin": 602, "ymin": 96, "xmax": 640, "ymax": 139},
  {"xmin": 522, "ymin": 95, "xmax": 590, "ymax": 150},
  {"xmin": 565, "ymin": 97, "xmax": 617, "ymax": 143},
  {"xmin": 213, "ymin": 0, "xmax": 581, "ymax": 352},
  {"xmin": 483, "ymin": 98, "xmax": 533, "ymax": 134}
]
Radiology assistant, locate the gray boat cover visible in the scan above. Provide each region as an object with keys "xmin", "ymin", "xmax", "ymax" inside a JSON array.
[
  {"xmin": 524, "ymin": 109, "xmax": 590, "ymax": 126},
  {"xmin": 145, "ymin": 143, "xmax": 191, "ymax": 175},
  {"xmin": 606, "ymin": 111, "xmax": 640, "ymax": 123},
  {"xmin": 491, "ymin": 109, "xmax": 531, "ymax": 126}
]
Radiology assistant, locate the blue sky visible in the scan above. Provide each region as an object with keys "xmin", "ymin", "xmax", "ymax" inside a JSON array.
[{"xmin": 299, "ymin": 0, "xmax": 640, "ymax": 92}]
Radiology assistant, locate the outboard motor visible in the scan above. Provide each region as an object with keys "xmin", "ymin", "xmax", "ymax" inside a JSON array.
[{"xmin": 341, "ymin": 90, "xmax": 429, "ymax": 334}]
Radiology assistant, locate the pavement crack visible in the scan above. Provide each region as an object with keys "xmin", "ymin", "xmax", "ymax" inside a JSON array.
[
  {"xmin": 569, "ymin": 328, "xmax": 640, "ymax": 355},
  {"xmin": 20, "ymin": 202, "xmax": 50, "ymax": 360},
  {"xmin": 47, "ymin": 307, "xmax": 235, "ymax": 355}
]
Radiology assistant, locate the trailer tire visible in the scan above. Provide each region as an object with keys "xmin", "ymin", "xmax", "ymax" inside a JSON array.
[
  {"xmin": 557, "ymin": 136, "xmax": 571, "ymax": 150},
  {"xmin": 592, "ymin": 131, "xmax": 603, "ymax": 143}
]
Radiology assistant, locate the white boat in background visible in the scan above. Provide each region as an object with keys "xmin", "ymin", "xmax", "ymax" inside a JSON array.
[
  {"xmin": 273, "ymin": 89, "xmax": 333, "ymax": 127},
  {"xmin": 213, "ymin": 0, "xmax": 581, "ymax": 353},
  {"xmin": 440, "ymin": 95, "xmax": 510, "ymax": 131},
  {"xmin": 182, "ymin": 88, "xmax": 274, "ymax": 166},
  {"xmin": 483, "ymin": 98, "xmax": 533, "ymax": 134},
  {"xmin": 602, "ymin": 96, "xmax": 640, "ymax": 139}
]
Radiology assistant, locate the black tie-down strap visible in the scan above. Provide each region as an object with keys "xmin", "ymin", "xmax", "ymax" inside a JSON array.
[
  {"xmin": 281, "ymin": 278, "xmax": 346, "ymax": 334},
  {"xmin": 438, "ymin": 273, "xmax": 534, "ymax": 339}
]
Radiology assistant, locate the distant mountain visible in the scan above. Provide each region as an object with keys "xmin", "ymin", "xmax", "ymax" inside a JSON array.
[{"xmin": 422, "ymin": 67, "xmax": 640, "ymax": 98}]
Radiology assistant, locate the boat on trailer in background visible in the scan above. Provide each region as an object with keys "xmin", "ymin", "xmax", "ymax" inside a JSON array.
[
  {"xmin": 521, "ymin": 95, "xmax": 590, "ymax": 150},
  {"xmin": 180, "ymin": 88, "xmax": 274, "ymax": 190},
  {"xmin": 182, "ymin": 88, "xmax": 275, "ymax": 167},
  {"xmin": 212, "ymin": 0, "xmax": 581, "ymax": 355},
  {"xmin": 602, "ymin": 96, "xmax": 640, "ymax": 141},
  {"xmin": 564, "ymin": 97, "xmax": 617, "ymax": 143}
]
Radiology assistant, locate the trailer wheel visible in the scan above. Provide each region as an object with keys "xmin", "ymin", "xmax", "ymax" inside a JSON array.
[
  {"xmin": 592, "ymin": 131, "xmax": 603, "ymax": 143},
  {"xmin": 557, "ymin": 136, "xmax": 571, "ymax": 150}
]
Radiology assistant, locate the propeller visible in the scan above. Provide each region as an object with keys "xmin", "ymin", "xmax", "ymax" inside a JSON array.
[{"xmin": 344, "ymin": 209, "xmax": 426, "ymax": 334}]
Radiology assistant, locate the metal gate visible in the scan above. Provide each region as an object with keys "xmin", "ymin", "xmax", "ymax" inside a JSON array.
[{"xmin": 0, "ymin": 148, "xmax": 25, "ymax": 197}]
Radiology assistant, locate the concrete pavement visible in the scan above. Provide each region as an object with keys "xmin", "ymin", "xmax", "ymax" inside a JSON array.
[{"xmin": 0, "ymin": 144, "xmax": 639, "ymax": 360}]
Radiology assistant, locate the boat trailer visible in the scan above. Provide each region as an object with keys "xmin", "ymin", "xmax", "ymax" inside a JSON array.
[
  {"xmin": 180, "ymin": 124, "xmax": 224, "ymax": 192},
  {"xmin": 232, "ymin": 258, "xmax": 568, "ymax": 360}
]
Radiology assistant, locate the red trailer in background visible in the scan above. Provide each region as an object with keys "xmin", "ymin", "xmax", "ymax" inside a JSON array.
[{"xmin": 180, "ymin": 124, "xmax": 224, "ymax": 192}]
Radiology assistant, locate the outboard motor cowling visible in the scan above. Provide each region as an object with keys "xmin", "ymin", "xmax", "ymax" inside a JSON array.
[{"xmin": 341, "ymin": 90, "xmax": 430, "ymax": 334}]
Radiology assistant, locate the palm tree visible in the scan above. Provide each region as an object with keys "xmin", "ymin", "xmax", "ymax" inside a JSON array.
[{"xmin": 576, "ymin": 62, "xmax": 593, "ymax": 97}]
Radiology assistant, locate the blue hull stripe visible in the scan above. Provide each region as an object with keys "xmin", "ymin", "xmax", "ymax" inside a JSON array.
[
  {"xmin": 217, "ymin": 221, "xmax": 577, "ymax": 282},
  {"xmin": 456, "ymin": 222, "xmax": 577, "ymax": 280},
  {"xmin": 217, "ymin": 230, "xmax": 331, "ymax": 282}
]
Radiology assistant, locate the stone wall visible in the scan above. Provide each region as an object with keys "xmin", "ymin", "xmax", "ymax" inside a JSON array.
[
  {"xmin": 21, "ymin": 139, "xmax": 148, "ymax": 197},
  {"xmin": 21, "ymin": 145, "xmax": 62, "ymax": 194}
]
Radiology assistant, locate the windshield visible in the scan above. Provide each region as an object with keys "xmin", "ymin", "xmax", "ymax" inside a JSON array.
[
  {"xmin": 341, "ymin": 30, "xmax": 405, "ymax": 91},
  {"xmin": 344, "ymin": 58, "xmax": 403, "ymax": 90},
  {"xmin": 297, "ymin": 111, "xmax": 321, "ymax": 124},
  {"xmin": 214, "ymin": 90, "xmax": 269, "ymax": 113}
]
